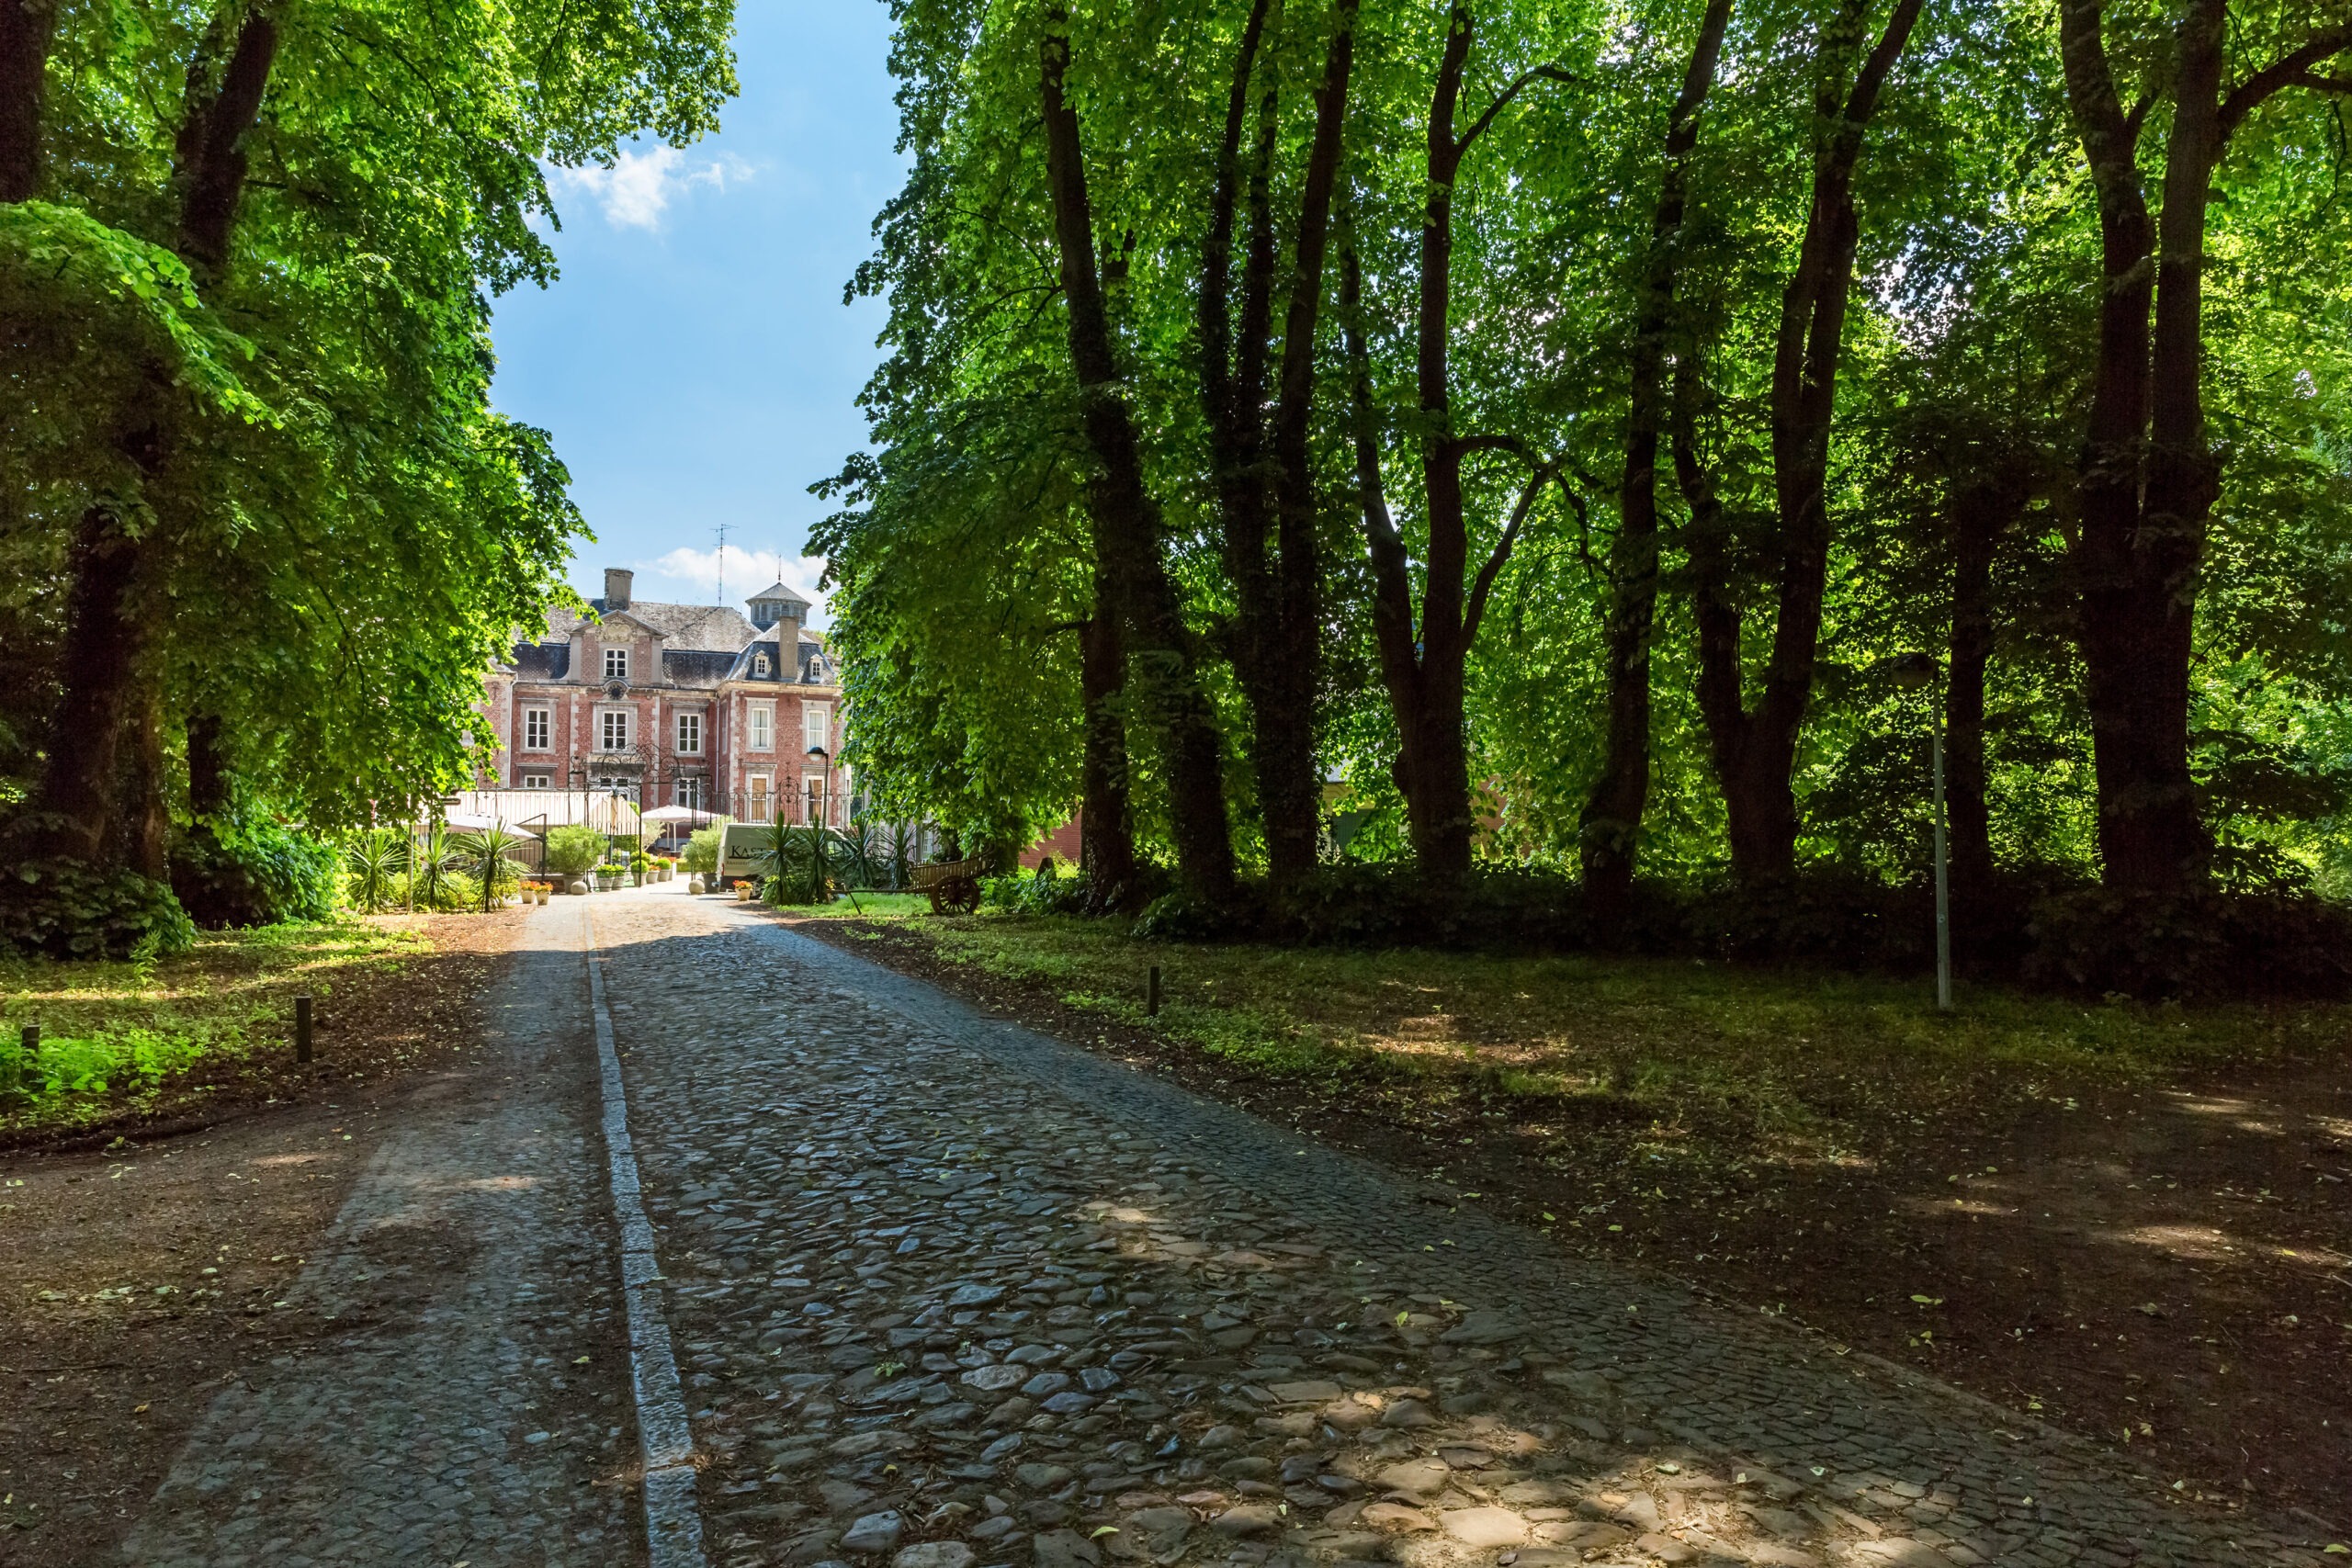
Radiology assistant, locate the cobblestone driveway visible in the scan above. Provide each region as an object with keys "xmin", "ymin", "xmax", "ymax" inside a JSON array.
[{"xmin": 587, "ymin": 894, "xmax": 2324, "ymax": 1568}]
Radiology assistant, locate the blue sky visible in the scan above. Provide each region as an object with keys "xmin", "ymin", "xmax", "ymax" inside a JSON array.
[{"xmin": 489, "ymin": 4, "xmax": 904, "ymax": 624}]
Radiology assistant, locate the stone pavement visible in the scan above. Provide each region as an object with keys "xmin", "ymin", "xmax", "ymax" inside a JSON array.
[
  {"xmin": 119, "ymin": 912, "xmax": 640, "ymax": 1566},
  {"xmin": 123, "ymin": 888, "xmax": 2329, "ymax": 1566},
  {"xmin": 585, "ymin": 892, "xmax": 2326, "ymax": 1568}
]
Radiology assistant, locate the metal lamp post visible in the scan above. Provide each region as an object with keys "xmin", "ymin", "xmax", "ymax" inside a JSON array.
[
  {"xmin": 806, "ymin": 743, "xmax": 831, "ymax": 829},
  {"xmin": 1888, "ymin": 653, "xmax": 1952, "ymax": 1011}
]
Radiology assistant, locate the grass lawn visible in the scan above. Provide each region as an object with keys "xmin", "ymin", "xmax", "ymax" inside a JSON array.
[
  {"xmin": 820, "ymin": 908, "xmax": 2334, "ymax": 1157},
  {"xmin": 788, "ymin": 891, "xmax": 935, "ymax": 921},
  {"xmin": 1, "ymin": 917, "xmax": 490, "ymax": 1142}
]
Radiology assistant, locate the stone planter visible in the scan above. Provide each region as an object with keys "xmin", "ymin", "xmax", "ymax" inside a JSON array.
[{"xmin": 536, "ymin": 886, "xmax": 549, "ymax": 906}]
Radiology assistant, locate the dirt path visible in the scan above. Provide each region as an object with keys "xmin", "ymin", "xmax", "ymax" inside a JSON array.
[
  {"xmin": 789, "ymin": 916, "xmax": 2352, "ymax": 1528},
  {"xmin": 0, "ymin": 913, "xmax": 521, "ymax": 1563}
]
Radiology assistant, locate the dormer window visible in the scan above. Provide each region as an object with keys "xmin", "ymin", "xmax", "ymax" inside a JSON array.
[
  {"xmin": 754, "ymin": 652, "xmax": 771, "ymax": 676},
  {"xmin": 603, "ymin": 647, "xmax": 628, "ymax": 682}
]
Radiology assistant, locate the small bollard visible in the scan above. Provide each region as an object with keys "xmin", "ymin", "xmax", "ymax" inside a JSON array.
[
  {"xmin": 6, "ymin": 1021, "xmax": 33, "ymax": 1095},
  {"xmin": 1147, "ymin": 964, "xmax": 1162, "ymax": 1019},
  {"xmin": 294, "ymin": 994, "xmax": 314, "ymax": 1065}
]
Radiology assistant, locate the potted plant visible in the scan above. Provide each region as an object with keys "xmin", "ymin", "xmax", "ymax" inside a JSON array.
[
  {"xmin": 731, "ymin": 878, "xmax": 752, "ymax": 902},
  {"xmin": 630, "ymin": 849, "xmax": 650, "ymax": 886}
]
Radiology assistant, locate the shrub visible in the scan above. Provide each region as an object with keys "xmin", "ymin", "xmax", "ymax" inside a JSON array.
[
  {"xmin": 342, "ymin": 827, "xmax": 406, "ymax": 913},
  {"xmin": 453, "ymin": 826, "xmax": 528, "ymax": 910},
  {"xmin": 681, "ymin": 825, "xmax": 723, "ymax": 875},
  {"xmin": 543, "ymin": 825, "xmax": 605, "ymax": 878},
  {"xmin": 985, "ymin": 861, "xmax": 1092, "ymax": 917},
  {"xmin": 2023, "ymin": 888, "xmax": 2352, "ymax": 999},
  {"xmin": 0, "ymin": 857, "xmax": 196, "ymax": 960},
  {"xmin": 170, "ymin": 810, "xmax": 339, "ymax": 929}
]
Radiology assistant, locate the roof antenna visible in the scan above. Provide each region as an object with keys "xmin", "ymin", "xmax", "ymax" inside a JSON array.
[{"xmin": 714, "ymin": 523, "xmax": 730, "ymax": 604}]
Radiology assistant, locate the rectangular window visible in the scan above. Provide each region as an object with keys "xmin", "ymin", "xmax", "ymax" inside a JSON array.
[
  {"xmin": 677, "ymin": 776, "xmax": 704, "ymax": 811},
  {"xmin": 520, "ymin": 773, "xmax": 550, "ymax": 789},
  {"xmin": 523, "ymin": 708, "xmax": 550, "ymax": 750},
  {"xmin": 749, "ymin": 705, "xmax": 773, "ymax": 751},
  {"xmin": 748, "ymin": 774, "xmax": 771, "ymax": 820},
  {"xmin": 600, "ymin": 710, "xmax": 629, "ymax": 751},
  {"xmin": 604, "ymin": 647, "xmax": 628, "ymax": 682},
  {"xmin": 676, "ymin": 712, "xmax": 701, "ymax": 754},
  {"xmin": 804, "ymin": 702, "xmax": 831, "ymax": 752}
]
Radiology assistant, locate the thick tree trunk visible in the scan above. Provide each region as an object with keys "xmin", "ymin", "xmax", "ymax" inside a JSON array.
[
  {"xmin": 0, "ymin": 0, "xmax": 55, "ymax": 201},
  {"xmin": 1944, "ymin": 474, "xmax": 2024, "ymax": 914},
  {"xmin": 1343, "ymin": 7, "xmax": 1561, "ymax": 891},
  {"xmin": 187, "ymin": 710, "xmax": 232, "ymax": 817},
  {"xmin": 1200, "ymin": 0, "xmax": 1353, "ymax": 892},
  {"xmin": 1681, "ymin": 0, "xmax": 1920, "ymax": 885},
  {"xmin": 121, "ymin": 684, "xmax": 172, "ymax": 880},
  {"xmin": 1582, "ymin": 0, "xmax": 1733, "ymax": 911},
  {"xmin": 24, "ymin": 6, "xmax": 277, "ymax": 874},
  {"xmin": 1039, "ymin": 10, "xmax": 1237, "ymax": 904},
  {"xmin": 27, "ymin": 500, "xmax": 151, "ymax": 861},
  {"xmin": 1078, "ymin": 603, "xmax": 1138, "ymax": 912},
  {"xmin": 2056, "ymin": 6, "xmax": 2352, "ymax": 890}
]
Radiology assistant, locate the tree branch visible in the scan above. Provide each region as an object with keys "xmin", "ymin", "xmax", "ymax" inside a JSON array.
[
  {"xmin": 1454, "ymin": 63, "xmax": 1577, "ymax": 156},
  {"xmin": 1464, "ymin": 459, "xmax": 1562, "ymax": 649},
  {"xmin": 2220, "ymin": 23, "xmax": 2352, "ymax": 141}
]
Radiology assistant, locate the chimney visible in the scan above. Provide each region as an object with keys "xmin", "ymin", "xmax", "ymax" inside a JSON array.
[{"xmin": 604, "ymin": 568, "xmax": 633, "ymax": 610}]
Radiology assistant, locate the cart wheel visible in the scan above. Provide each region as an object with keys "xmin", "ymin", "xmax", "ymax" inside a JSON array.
[{"xmin": 951, "ymin": 878, "xmax": 981, "ymax": 915}]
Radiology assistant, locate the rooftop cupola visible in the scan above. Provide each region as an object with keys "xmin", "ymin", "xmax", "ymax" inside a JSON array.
[{"xmin": 746, "ymin": 580, "xmax": 810, "ymax": 632}]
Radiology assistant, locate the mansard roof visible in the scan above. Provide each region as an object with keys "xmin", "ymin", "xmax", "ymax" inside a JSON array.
[
  {"xmin": 546, "ymin": 597, "xmax": 757, "ymax": 654},
  {"xmin": 723, "ymin": 626, "xmax": 837, "ymax": 686},
  {"xmin": 661, "ymin": 648, "xmax": 739, "ymax": 690},
  {"xmin": 512, "ymin": 640, "xmax": 570, "ymax": 681}
]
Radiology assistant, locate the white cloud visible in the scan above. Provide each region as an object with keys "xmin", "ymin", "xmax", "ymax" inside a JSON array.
[
  {"xmin": 633, "ymin": 545, "xmax": 830, "ymax": 626},
  {"xmin": 553, "ymin": 146, "xmax": 755, "ymax": 231}
]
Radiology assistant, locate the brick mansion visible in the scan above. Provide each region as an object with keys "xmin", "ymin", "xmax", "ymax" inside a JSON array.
[{"xmin": 475, "ymin": 568, "xmax": 847, "ymax": 825}]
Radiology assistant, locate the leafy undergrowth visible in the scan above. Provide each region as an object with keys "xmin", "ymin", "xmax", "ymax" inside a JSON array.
[
  {"xmin": 907, "ymin": 911, "xmax": 2330, "ymax": 1162},
  {"xmin": 0, "ymin": 919, "xmax": 435, "ymax": 1139}
]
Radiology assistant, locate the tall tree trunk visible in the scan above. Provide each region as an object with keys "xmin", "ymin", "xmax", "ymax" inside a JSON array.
[
  {"xmin": 1680, "ymin": 0, "xmax": 1920, "ymax": 885},
  {"xmin": 0, "ymin": 0, "xmax": 55, "ymax": 201},
  {"xmin": 22, "ymin": 6, "xmax": 277, "ymax": 872},
  {"xmin": 2058, "ymin": 4, "xmax": 2352, "ymax": 891},
  {"xmin": 121, "ymin": 684, "xmax": 172, "ymax": 880},
  {"xmin": 1039, "ymin": 8, "xmax": 1238, "ymax": 904},
  {"xmin": 1581, "ymin": 0, "xmax": 1733, "ymax": 911},
  {"xmin": 27, "ymin": 495, "xmax": 152, "ymax": 861},
  {"xmin": 187, "ymin": 709, "xmax": 232, "ymax": 817},
  {"xmin": 1345, "ymin": 6, "xmax": 1564, "ymax": 891},
  {"xmin": 1079, "ymin": 601, "xmax": 1138, "ymax": 912},
  {"xmin": 1944, "ymin": 472, "xmax": 2025, "ymax": 919},
  {"xmin": 1200, "ymin": 0, "xmax": 1355, "ymax": 892}
]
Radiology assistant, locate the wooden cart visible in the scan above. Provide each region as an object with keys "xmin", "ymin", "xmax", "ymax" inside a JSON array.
[{"xmin": 910, "ymin": 856, "xmax": 986, "ymax": 915}]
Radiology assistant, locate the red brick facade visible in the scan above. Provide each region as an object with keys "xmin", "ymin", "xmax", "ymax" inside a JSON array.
[{"xmin": 478, "ymin": 569, "xmax": 849, "ymax": 826}]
